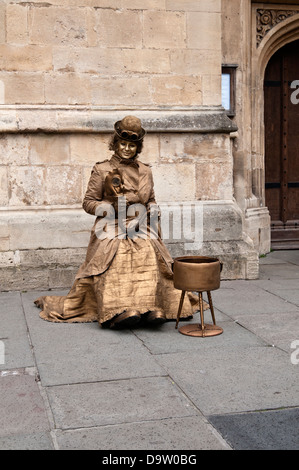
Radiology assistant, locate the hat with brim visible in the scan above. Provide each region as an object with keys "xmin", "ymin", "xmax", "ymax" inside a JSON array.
[{"xmin": 114, "ymin": 115, "xmax": 146, "ymax": 142}]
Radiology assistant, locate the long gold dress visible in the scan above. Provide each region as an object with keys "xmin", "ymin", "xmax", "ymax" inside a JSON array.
[{"xmin": 34, "ymin": 154, "xmax": 198, "ymax": 326}]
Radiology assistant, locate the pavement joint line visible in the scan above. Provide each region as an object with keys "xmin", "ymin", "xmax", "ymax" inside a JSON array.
[{"xmin": 19, "ymin": 291, "xmax": 58, "ymax": 450}]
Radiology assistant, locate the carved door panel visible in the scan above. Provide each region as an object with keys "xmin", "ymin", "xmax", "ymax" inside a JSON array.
[{"xmin": 264, "ymin": 40, "xmax": 299, "ymax": 249}]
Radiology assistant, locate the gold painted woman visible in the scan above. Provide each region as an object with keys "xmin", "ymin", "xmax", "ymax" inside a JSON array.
[{"xmin": 35, "ymin": 116, "xmax": 197, "ymax": 329}]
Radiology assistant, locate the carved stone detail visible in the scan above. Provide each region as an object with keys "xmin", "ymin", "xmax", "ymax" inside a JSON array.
[{"xmin": 256, "ymin": 8, "xmax": 299, "ymax": 47}]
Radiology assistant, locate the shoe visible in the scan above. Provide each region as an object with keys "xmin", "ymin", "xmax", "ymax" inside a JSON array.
[
  {"xmin": 146, "ymin": 310, "xmax": 166, "ymax": 325},
  {"xmin": 110, "ymin": 309, "xmax": 141, "ymax": 329}
]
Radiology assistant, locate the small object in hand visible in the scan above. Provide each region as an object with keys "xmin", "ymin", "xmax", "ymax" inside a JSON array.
[{"xmin": 105, "ymin": 169, "xmax": 124, "ymax": 196}]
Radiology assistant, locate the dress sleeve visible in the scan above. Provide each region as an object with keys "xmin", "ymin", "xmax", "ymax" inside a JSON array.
[
  {"xmin": 146, "ymin": 167, "xmax": 157, "ymax": 208},
  {"xmin": 82, "ymin": 164, "xmax": 104, "ymax": 215}
]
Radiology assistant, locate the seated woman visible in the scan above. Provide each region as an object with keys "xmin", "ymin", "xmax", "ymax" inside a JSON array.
[{"xmin": 34, "ymin": 116, "xmax": 198, "ymax": 329}]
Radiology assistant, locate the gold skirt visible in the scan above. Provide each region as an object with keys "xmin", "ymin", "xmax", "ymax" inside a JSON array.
[{"xmin": 35, "ymin": 239, "xmax": 197, "ymax": 325}]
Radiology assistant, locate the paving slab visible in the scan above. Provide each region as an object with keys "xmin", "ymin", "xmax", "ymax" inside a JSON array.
[
  {"xmin": 134, "ymin": 318, "xmax": 267, "ymax": 355},
  {"xmin": 46, "ymin": 376, "xmax": 198, "ymax": 430},
  {"xmin": 22, "ymin": 291, "xmax": 166, "ymax": 386},
  {"xmin": 261, "ymin": 250, "xmax": 299, "ymax": 265},
  {"xmin": 0, "ymin": 370, "xmax": 52, "ymax": 448},
  {"xmin": 259, "ymin": 263, "xmax": 299, "ymax": 280},
  {"xmin": 259, "ymin": 254, "xmax": 287, "ymax": 265},
  {"xmin": 55, "ymin": 415, "xmax": 230, "ymax": 450},
  {"xmin": 155, "ymin": 346, "xmax": 299, "ymax": 415},
  {"xmin": 209, "ymin": 407, "xmax": 299, "ymax": 450},
  {"xmin": 235, "ymin": 311, "xmax": 299, "ymax": 352},
  {"xmin": 0, "ymin": 292, "xmax": 34, "ymax": 370},
  {"xmin": 263, "ymin": 288, "xmax": 299, "ymax": 306},
  {"xmin": 211, "ymin": 282, "xmax": 298, "ymax": 317},
  {"xmin": 0, "ymin": 432, "xmax": 54, "ymax": 450}
]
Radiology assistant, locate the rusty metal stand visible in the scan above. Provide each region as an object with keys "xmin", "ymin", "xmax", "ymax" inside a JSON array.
[{"xmin": 175, "ymin": 290, "xmax": 223, "ymax": 337}]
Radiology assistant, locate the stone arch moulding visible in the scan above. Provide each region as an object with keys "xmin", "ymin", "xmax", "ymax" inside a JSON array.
[
  {"xmin": 244, "ymin": 11, "xmax": 299, "ymax": 255},
  {"xmin": 251, "ymin": 12, "xmax": 299, "ymax": 208}
]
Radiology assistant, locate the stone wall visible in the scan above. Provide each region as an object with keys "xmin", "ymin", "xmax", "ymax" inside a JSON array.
[
  {"xmin": 0, "ymin": 0, "xmax": 222, "ymax": 107},
  {"xmin": 0, "ymin": 0, "xmax": 259, "ymax": 291}
]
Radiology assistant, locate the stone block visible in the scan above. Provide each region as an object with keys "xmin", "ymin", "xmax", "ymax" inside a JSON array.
[
  {"xmin": 202, "ymin": 74, "xmax": 222, "ymax": 106},
  {"xmin": 0, "ymin": 45, "xmax": 52, "ymax": 71},
  {"xmin": 122, "ymin": 49, "xmax": 171, "ymax": 75},
  {"xmin": 143, "ymin": 10, "xmax": 185, "ymax": 49},
  {"xmin": 0, "ymin": 166, "xmax": 8, "ymax": 206},
  {"xmin": 6, "ymin": 4, "xmax": 28, "ymax": 45},
  {"xmin": 29, "ymin": 134, "xmax": 70, "ymax": 165},
  {"xmin": 0, "ymin": 1, "xmax": 5, "ymax": 44},
  {"xmin": 91, "ymin": 76, "xmax": 151, "ymax": 106},
  {"xmin": 83, "ymin": 165, "xmax": 95, "ymax": 193},
  {"xmin": 245, "ymin": 207, "xmax": 271, "ymax": 255},
  {"xmin": 70, "ymin": 133, "xmax": 111, "ymax": 165},
  {"xmin": 0, "ymin": 250, "xmax": 18, "ymax": 268},
  {"xmin": 196, "ymin": 161, "xmax": 233, "ymax": 200},
  {"xmin": 139, "ymin": 134, "xmax": 160, "ymax": 165},
  {"xmin": 7, "ymin": 209, "xmax": 91, "ymax": 251},
  {"xmin": 202, "ymin": 201, "xmax": 243, "ymax": 241},
  {"xmin": 53, "ymin": 46, "xmax": 123, "ymax": 74},
  {"xmin": 18, "ymin": 247, "xmax": 86, "ymax": 268},
  {"xmin": 57, "ymin": 46, "xmax": 171, "ymax": 76},
  {"xmin": 124, "ymin": 0, "xmax": 164, "ymax": 9},
  {"xmin": 44, "ymin": 73, "xmax": 91, "ymax": 105},
  {"xmin": 0, "ymin": 72, "xmax": 45, "ymax": 105},
  {"xmin": 44, "ymin": 166, "xmax": 83, "ymax": 205},
  {"xmin": 29, "ymin": 6, "xmax": 88, "ymax": 46},
  {"xmin": 0, "ymin": 134, "xmax": 29, "ymax": 166},
  {"xmin": 160, "ymin": 133, "xmax": 230, "ymax": 161},
  {"xmin": 170, "ymin": 49, "xmax": 220, "ymax": 76},
  {"xmin": 186, "ymin": 11, "xmax": 221, "ymax": 50},
  {"xmin": 8, "ymin": 166, "xmax": 45, "ymax": 206},
  {"xmin": 17, "ymin": 109, "xmax": 57, "ymax": 133},
  {"xmin": 151, "ymin": 164, "xmax": 196, "ymax": 202},
  {"xmin": 48, "ymin": 267, "xmax": 79, "ymax": 289},
  {"xmin": 166, "ymin": 0, "xmax": 221, "ymax": 12},
  {"xmin": 96, "ymin": 9, "xmax": 142, "ymax": 48},
  {"xmin": 150, "ymin": 75, "xmax": 202, "ymax": 106},
  {"xmin": 0, "ymin": 222, "xmax": 10, "ymax": 252},
  {"xmin": 85, "ymin": 6, "xmax": 97, "ymax": 47}
]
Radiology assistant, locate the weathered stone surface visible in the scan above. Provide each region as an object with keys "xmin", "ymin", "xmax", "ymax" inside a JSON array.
[
  {"xmin": 150, "ymin": 75, "xmax": 202, "ymax": 106},
  {"xmin": 8, "ymin": 166, "xmax": 45, "ymax": 206},
  {"xmin": 0, "ymin": 72, "xmax": 45, "ymax": 104},
  {"xmin": 0, "ymin": 134, "xmax": 29, "ymax": 166},
  {"xmin": 143, "ymin": 10, "xmax": 186, "ymax": 49},
  {"xmin": 152, "ymin": 164, "xmax": 196, "ymax": 202},
  {"xmin": 29, "ymin": 134, "xmax": 70, "ymax": 165},
  {"xmin": 29, "ymin": 6, "xmax": 89, "ymax": 46},
  {"xmin": 0, "ymin": 45, "xmax": 52, "ymax": 71},
  {"xmin": 96, "ymin": 9, "xmax": 143, "ymax": 48}
]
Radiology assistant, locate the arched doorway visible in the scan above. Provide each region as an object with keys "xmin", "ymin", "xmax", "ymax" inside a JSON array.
[{"xmin": 264, "ymin": 39, "xmax": 299, "ymax": 249}]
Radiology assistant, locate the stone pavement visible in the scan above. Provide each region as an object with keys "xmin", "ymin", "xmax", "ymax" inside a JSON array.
[{"xmin": 0, "ymin": 250, "xmax": 299, "ymax": 451}]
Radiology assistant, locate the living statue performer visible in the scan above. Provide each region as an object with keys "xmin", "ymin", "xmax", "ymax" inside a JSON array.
[{"xmin": 34, "ymin": 116, "xmax": 199, "ymax": 329}]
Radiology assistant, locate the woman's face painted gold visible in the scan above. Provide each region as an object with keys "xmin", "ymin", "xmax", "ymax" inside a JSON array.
[{"xmin": 116, "ymin": 140, "xmax": 138, "ymax": 160}]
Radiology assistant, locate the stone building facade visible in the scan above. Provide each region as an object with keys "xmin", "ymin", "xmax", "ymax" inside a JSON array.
[{"xmin": 0, "ymin": 0, "xmax": 298, "ymax": 290}]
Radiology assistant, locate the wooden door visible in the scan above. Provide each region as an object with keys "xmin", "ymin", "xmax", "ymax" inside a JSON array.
[{"xmin": 264, "ymin": 40, "xmax": 299, "ymax": 249}]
